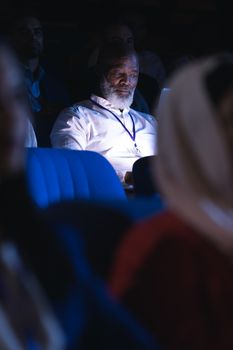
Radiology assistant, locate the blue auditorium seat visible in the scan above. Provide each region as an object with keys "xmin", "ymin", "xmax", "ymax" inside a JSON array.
[{"xmin": 26, "ymin": 148, "xmax": 127, "ymax": 208}]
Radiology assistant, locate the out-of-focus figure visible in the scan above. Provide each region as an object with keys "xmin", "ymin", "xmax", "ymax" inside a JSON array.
[
  {"xmin": 109, "ymin": 54, "xmax": 233, "ymax": 350},
  {"xmin": 0, "ymin": 38, "xmax": 65, "ymax": 350}
]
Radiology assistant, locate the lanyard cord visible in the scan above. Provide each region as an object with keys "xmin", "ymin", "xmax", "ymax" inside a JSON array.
[{"xmin": 89, "ymin": 98, "xmax": 136, "ymax": 144}]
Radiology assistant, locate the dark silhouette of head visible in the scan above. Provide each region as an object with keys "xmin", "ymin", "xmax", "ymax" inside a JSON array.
[{"xmin": 8, "ymin": 9, "xmax": 44, "ymax": 61}]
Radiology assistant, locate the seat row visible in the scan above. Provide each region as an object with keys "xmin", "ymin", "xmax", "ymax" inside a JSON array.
[{"xmin": 25, "ymin": 147, "xmax": 165, "ymax": 222}]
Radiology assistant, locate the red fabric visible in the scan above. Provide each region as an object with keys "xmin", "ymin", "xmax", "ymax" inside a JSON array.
[{"xmin": 108, "ymin": 210, "xmax": 233, "ymax": 350}]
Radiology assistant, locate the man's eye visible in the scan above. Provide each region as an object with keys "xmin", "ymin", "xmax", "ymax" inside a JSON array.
[
  {"xmin": 109, "ymin": 72, "xmax": 121, "ymax": 79},
  {"xmin": 115, "ymin": 74, "xmax": 123, "ymax": 79},
  {"xmin": 110, "ymin": 38, "xmax": 122, "ymax": 44},
  {"xmin": 127, "ymin": 38, "xmax": 134, "ymax": 45},
  {"xmin": 34, "ymin": 29, "xmax": 43, "ymax": 36}
]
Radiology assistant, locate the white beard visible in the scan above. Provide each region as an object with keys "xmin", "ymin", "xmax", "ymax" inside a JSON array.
[{"xmin": 100, "ymin": 78, "xmax": 135, "ymax": 109}]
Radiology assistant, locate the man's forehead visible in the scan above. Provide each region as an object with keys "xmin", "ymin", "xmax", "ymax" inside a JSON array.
[
  {"xmin": 107, "ymin": 25, "xmax": 133, "ymax": 38},
  {"xmin": 15, "ymin": 17, "xmax": 42, "ymax": 29},
  {"xmin": 108, "ymin": 55, "xmax": 139, "ymax": 69}
]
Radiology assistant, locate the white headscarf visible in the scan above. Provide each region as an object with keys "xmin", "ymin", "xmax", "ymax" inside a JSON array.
[{"xmin": 154, "ymin": 54, "xmax": 233, "ymax": 254}]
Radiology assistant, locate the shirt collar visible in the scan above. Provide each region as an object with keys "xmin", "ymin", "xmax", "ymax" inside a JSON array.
[
  {"xmin": 22, "ymin": 64, "xmax": 45, "ymax": 81},
  {"xmin": 90, "ymin": 94, "xmax": 131, "ymax": 115}
]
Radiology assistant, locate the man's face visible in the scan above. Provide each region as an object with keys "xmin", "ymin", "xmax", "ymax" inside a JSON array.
[
  {"xmin": 105, "ymin": 24, "xmax": 134, "ymax": 48},
  {"xmin": 100, "ymin": 53, "xmax": 139, "ymax": 109},
  {"xmin": 12, "ymin": 16, "xmax": 43, "ymax": 59}
]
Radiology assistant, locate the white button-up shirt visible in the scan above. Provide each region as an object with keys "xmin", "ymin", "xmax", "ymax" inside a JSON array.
[{"xmin": 50, "ymin": 94, "xmax": 157, "ymax": 180}]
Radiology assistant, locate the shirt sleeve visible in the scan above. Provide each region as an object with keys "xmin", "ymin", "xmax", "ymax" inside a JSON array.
[
  {"xmin": 50, "ymin": 106, "xmax": 88, "ymax": 150},
  {"xmin": 25, "ymin": 119, "xmax": 38, "ymax": 148}
]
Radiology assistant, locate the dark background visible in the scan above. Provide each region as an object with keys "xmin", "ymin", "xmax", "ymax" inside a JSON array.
[{"xmin": 1, "ymin": 0, "xmax": 233, "ymax": 86}]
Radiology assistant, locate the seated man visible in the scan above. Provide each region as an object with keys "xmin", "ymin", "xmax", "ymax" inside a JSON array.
[
  {"xmin": 50, "ymin": 42, "xmax": 157, "ymax": 185},
  {"xmin": 6, "ymin": 9, "xmax": 70, "ymax": 146}
]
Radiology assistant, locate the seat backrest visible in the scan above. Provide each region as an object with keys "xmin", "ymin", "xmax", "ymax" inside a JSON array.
[{"xmin": 26, "ymin": 148, "xmax": 127, "ymax": 208}]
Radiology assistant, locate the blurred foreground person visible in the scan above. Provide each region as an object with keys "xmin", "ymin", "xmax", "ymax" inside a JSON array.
[
  {"xmin": 109, "ymin": 54, "xmax": 233, "ymax": 349},
  {"xmin": 0, "ymin": 40, "xmax": 160, "ymax": 350},
  {"xmin": 0, "ymin": 38, "xmax": 37, "ymax": 151},
  {"xmin": 0, "ymin": 40, "xmax": 65, "ymax": 349}
]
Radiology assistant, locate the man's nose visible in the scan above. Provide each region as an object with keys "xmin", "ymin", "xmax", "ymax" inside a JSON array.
[
  {"xmin": 27, "ymin": 29, "xmax": 38, "ymax": 40},
  {"xmin": 120, "ymin": 75, "xmax": 131, "ymax": 85}
]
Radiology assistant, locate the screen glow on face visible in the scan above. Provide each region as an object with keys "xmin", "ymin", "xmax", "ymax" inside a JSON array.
[
  {"xmin": 100, "ymin": 54, "xmax": 139, "ymax": 109},
  {"xmin": 106, "ymin": 55, "xmax": 139, "ymax": 93}
]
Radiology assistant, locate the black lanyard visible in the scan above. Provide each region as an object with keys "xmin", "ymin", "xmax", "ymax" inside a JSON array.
[{"xmin": 90, "ymin": 98, "xmax": 140, "ymax": 152}]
